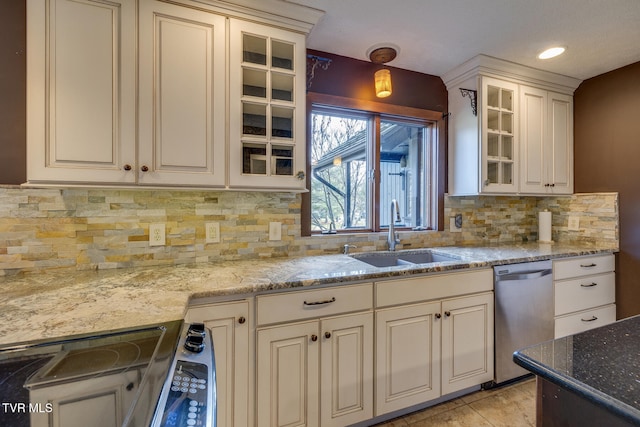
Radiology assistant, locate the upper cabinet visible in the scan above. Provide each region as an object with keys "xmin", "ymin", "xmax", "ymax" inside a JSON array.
[
  {"xmin": 26, "ymin": 0, "xmax": 322, "ymax": 191},
  {"xmin": 228, "ymin": 20, "xmax": 307, "ymax": 190},
  {"xmin": 443, "ymin": 55, "xmax": 581, "ymax": 196}
]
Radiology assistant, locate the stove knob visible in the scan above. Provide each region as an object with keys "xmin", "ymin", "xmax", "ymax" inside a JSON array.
[
  {"xmin": 184, "ymin": 335, "xmax": 205, "ymax": 353},
  {"xmin": 187, "ymin": 323, "xmax": 206, "ymax": 338}
]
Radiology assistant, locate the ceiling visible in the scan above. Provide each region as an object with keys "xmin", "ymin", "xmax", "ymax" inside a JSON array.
[{"xmin": 289, "ymin": 0, "xmax": 640, "ymax": 81}]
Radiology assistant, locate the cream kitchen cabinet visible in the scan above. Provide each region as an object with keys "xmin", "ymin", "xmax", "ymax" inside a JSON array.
[
  {"xmin": 27, "ymin": 0, "xmax": 319, "ymax": 190},
  {"xmin": 375, "ymin": 269, "xmax": 494, "ymax": 416},
  {"xmin": 228, "ymin": 19, "xmax": 307, "ymax": 190},
  {"xmin": 138, "ymin": 0, "xmax": 226, "ymax": 187},
  {"xmin": 186, "ymin": 300, "xmax": 252, "ymax": 427},
  {"xmin": 519, "ymin": 86, "xmax": 573, "ymax": 194},
  {"xmin": 255, "ymin": 284, "xmax": 374, "ymax": 427},
  {"xmin": 443, "ymin": 54, "xmax": 581, "ymax": 196},
  {"xmin": 27, "ymin": 0, "xmax": 137, "ymax": 184},
  {"xmin": 553, "ymin": 254, "xmax": 616, "ymax": 338}
]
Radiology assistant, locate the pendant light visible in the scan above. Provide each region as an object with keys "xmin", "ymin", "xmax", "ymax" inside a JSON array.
[{"xmin": 368, "ymin": 46, "xmax": 397, "ymax": 98}]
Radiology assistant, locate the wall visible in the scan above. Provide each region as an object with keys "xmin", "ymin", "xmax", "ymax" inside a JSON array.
[
  {"xmin": 0, "ymin": 187, "xmax": 618, "ymax": 276},
  {"xmin": 0, "ymin": 1, "xmax": 26, "ymax": 184},
  {"xmin": 574, "ymin": 61, "xmax": 640, "ymax": 319}
]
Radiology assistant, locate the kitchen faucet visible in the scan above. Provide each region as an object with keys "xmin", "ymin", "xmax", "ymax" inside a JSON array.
[{"xmin": 388, "ymin": 199, "xmax": 401, "ymax": 251}]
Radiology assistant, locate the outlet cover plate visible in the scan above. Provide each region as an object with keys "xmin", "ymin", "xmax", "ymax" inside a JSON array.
[
  {"xmin": 269, "ymin": 222, "xmax": 282, "ymax": 241},
  {"xmin": 205, "ymin": 222, "xmax": 220, "ymax": 243},
  {"xmin": 149, "ymin": 223, "xmax": 166, "ymax": 246},
  {"xmin": 568, "ymin": 216, "xmax": 580, "ymax": 231}
]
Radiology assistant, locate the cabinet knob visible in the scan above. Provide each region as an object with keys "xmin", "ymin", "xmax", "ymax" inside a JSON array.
[
  {"xmin": 141, "ymin": 165, "xmax": 149, "ymax": 172},
  {"xmin": 310, "ymin": 334, "xmax": 318, "ymax": 342},
  {"xmin": 324, "ymin": 332, "xmax": 332, "ymax": 339},
  {"xmin": 296, "ymin": 171, "xmax": 305, "ymax": 180},
  {"xmin": 444, "ymin": 311, "xmax": 451, "ymax": 317},
  {"xmin": 123, "ymin": 164, "xmax": 132, "ymax": 171},
  {"xmin": 435, "ymin": 313, "xmax": 442, "ymax": 319},
  {"xmin": 238, "ymin": 316, "xmax": 246, "ymax": 324}
]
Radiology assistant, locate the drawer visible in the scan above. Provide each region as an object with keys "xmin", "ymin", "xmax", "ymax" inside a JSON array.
[
  {"xmin": 256, "ymin": 283, "xmax": 373, "ymax": 325},
  {"xmin": 554, "ymin": 272, "xmax": 615, "ymax": 316},
  {"xmin": 554, "ymin": 304, "xmax": 616, "ymax": 338},
  {"xmin": 376, "ymin": 268, "xmax": 493, "ymax": 308},
  {"xmin": 553, "ymin": 254, "xmax": 614, "ymax": 280}
]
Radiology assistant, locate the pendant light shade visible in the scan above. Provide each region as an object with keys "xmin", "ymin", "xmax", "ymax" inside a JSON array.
[
  {"xmin": 374, "ymin": 69, "xmax": 392, "ymax": 98},
  {"xmin": 368, "ymin": 46, "xmax": 398, "ymax": 98}
]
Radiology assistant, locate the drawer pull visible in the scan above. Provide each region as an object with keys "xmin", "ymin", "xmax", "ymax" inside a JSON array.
[
  {"xmin": 580, "ymin": 263, "xmax": 597, "ymax": 268},
  {"xmin": 581, "ymin": 316, "xmax": 598, "ymax": 322},
  {"xmin": 310, "ymin": 334, "xmax": 318, "ymax": 342},
  {"xmin": 324, "ymin": 332, "xmax": 332, "ymax": 339},
  {"xmin": 303, "ymin": 297, "xmax": 336, "ymax": 306},
  {"xmin": 435, "ymin": 313, "xmax": 442, "ymax": 319},
  {"xmin": 580, "ymin": 282, "xmax": 598, "ymax": 287},
  {"xmin": 444, "ymin": 311, "xmax": 451, "ymax": 317}
]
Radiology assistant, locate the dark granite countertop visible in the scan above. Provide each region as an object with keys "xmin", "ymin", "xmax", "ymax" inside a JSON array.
[{"xmin": 514, "ymin": 315, "xmax": 640, "ymax": 425}]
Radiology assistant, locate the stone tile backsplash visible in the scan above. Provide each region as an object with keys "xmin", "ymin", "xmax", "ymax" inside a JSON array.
[{"xmin": 0, "ymin": 187, "xmax": 618, "ymax": 276}]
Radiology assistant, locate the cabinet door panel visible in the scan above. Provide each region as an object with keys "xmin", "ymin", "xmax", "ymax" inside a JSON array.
[
  {"xmin": 441, "ymin": 293, "xmax": 494, "ymax": 395},
  {"xmin": 138, "ymin": 0, "xmax": 226, "ymax": 186},
  {"xmin": 375, "ymin": 302, "xmax": 441, "ymax": 415},
  {"xmin": 548, "ymin": 92, "xmax": 573, "ymax": 193},
  {"xmin": 519, "ymin": 85, "xmax": 547, "ymax": 193},
  {"xmin": 27, "ymin": 0, "xmax": 136, "ymax": 183},
  {"xmin": 257, "ymin": 322, "xmax": 319, "ymax": 427},
  {"xmin": 320, "ymin": 312, "xmax": 373, "ymax": 427},
  {"xmin": 187, "ymin": 301, "xmax": 250, "ymax": 427}
]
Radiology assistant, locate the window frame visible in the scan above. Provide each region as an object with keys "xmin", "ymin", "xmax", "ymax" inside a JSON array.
[{"xmin": 302, "ymin": 93, "xmax": 445, "ymax": 236}]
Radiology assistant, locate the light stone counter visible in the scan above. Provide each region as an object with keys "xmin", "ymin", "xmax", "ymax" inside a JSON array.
[{"xmin": 0, "ymin": 242, "xmax": 617, "ymax": 346}]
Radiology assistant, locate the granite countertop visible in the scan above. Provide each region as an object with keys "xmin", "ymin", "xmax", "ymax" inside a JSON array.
[
  {"xmin": 0, "ymin": 242, "xmax": 616, "ymax": 346},
  {"xmin": 514, "ymin": 315, "xmax": 640, "ymax": 424}
]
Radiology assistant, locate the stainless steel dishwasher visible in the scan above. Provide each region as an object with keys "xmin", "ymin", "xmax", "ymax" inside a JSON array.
[{"xmin": 494, "ymin": 260, "xmax": 554, "ymax": 384}]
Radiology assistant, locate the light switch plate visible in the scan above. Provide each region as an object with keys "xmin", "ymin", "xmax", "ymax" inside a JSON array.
[
  {"xmin": 149, "ymin": 223, "xmax": 166, "ymax": 246},
  {"xmin": 568, "ymin": 216, "xmax": 580, "ymax": 231},
  {"xmin": 269, "ymin": 222, "xmax": 282, "ymax": 241},
  {"xmin": 450, "ymin": 216, "xmax": 462, "ymax": 233},
  {"xmin": 205, "ymin": 222, "xmax": 220, "ymax": 243}
]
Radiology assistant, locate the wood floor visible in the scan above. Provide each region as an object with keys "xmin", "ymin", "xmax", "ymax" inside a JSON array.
[{"xmin": 374, "ymin": 377, "xmax": 536, "ymax": 427}]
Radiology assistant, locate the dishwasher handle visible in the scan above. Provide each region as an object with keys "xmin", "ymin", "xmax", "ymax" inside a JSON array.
[{"xmin": 495, "ymin": 269, "xmax": 552, "ymax": 282}]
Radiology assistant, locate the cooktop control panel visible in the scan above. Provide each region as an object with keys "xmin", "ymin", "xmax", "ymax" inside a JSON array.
[{"xmin": 152, "ymin": 323, "xmax": 216, "ymax": 427}]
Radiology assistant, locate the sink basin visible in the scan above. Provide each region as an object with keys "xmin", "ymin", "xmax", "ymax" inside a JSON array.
[{"xmin": 351, "ymin": 250, "xmax": 460, "ymax": 268}]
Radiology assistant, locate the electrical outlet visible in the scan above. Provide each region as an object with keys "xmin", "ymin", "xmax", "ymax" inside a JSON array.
[
  {"xmin": 205, "ymin": 222, "xmax": 220, "ymax": 243},
  {"xmin": 269, "ymin": 222, "xmax": 282, "ymax": 241},
  {"xmin": 568, "ymin": 216, "xmax": 580, "ymax": 231},
  {"xmin": 149, "ymin": 223, "xmax": 166, "ymax": 246}
]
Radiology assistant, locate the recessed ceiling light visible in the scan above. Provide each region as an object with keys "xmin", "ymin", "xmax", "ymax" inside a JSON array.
[{"xmin": 538, "ymin": 47, "xmax": 566, "ymax": 60}]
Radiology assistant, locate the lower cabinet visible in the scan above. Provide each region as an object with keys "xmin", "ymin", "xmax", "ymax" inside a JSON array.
[
  {"xmin": 256, "ymin": 312, "xmax": 374, "ymax": 427},
  {"xmin": 375, "ymin": 291, "xmax": 494, "ymax": 416},
  {"xmin": 186, "ymin": 300, "xmax": 251, "ymax": 427}
]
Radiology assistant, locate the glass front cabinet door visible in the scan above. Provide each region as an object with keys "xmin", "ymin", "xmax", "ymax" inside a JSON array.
[
  {"xmin": 480, "ymin": 77, "xmax": 518, "ymax": 193},
  {"xmin": 229, "ymin": 19, "xmax": 306, "ymax": 190}
]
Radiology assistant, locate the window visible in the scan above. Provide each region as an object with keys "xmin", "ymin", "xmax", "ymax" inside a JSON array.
[{"xmin": 305, "ymin": 96, "xmax": 443, "ymax": 235}]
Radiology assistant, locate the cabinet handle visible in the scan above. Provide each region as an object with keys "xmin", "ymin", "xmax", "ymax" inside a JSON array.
[
  {"xmin": 324, "ymin": 332, "xmax": 331, "ymax": 339},
  {"xmin": 580, "ymin": 282, "xmax": 598, "ymax": 288},
  {"xmin": 296, "ymin": 171, "xmax": 305, "ymax": 180},
  {"xmin": 126, "ymin": 382, "xmax": 135, "ymax": 391},
  {"xmin": 444, "ymin": 311, "xmax": 451, "ymax": 317},
  {"xmin": 310, "ymin": 334, "xmax": 318, "ymax": 342},
  {"xmin": 238, "ymin": 316, "xmax": 246, "ymax": 324},
  {"xmin": 303, "ymin": 297, "xmax": 336, "ymax": 306},
  {"xmin": 123, "ymin": 164, "xmax": 132, "ymax": 171},
  {"xmin": 581, "ymin": 316, "xmax": 598, "ymax": 322},
  {"xmin": 580, "ymin": 263, "xmax": 597, "ymax": 268},
  {"xmin": 550, "ymin": 183, "xmax": 555, "ymax": 187},
  {"xmin": 435, "ymin": 313, "xmax": 441, "ymax": 319},
  {"xmin": 544, "ymin": 183, "xmax": 550, "ymax": 187},
  {"xmin": 141, "ymin": 165, "xmax": 149, "ymax": 172}
]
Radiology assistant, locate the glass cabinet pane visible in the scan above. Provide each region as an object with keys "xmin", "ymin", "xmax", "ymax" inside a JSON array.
[
  {"xmin": 243, "ymin": 143, "xmax": 267, "ymax": 174},
  {"xmin": 243, "ymin": 103, "xmax": 267, "ymax": 136},
  {"xmin": 501, "ymin": 90, "xmax": 513, "ymax": 111},
  {"xmin": 487, "ymin": 162, "xmax": 498, "ymax": 184},
  {"xmin": 502, "ymin": 136, "xmax": 513, "ymax": 160},
  {"xmin": 243, "ymin": 34, "xmax": 267, "ymax": 65},
  {"xmin": 502, "ymin": 163, "xmax": 513, "ymax": 184},
  {"xmin": 488, "ymin": 133, "xmax": 499, "ymax": 157},
  {"xmin": 272, "ymin": 106, "xmax": 293, "ymax": 139},
  {"xmin": 271, "ymin": 73, "xmax": 294, "ymax": 102},
  {"xmin": 487, "ymin": 86, "xmax": 500, "ymax": 108},
  {"xmin": 487, "ymin": 110, "xmax": 499, "ymax": 131},
  {"xmin": 272, "ymin": 145, "xmax": 293, "ymax": 175},
  {"xmin": 271, "ymin": 40, "xmax": 294, "ymax": 70},
  {"xmin": 243, "ymin": 68, "xmax": 266, "ymax": 98},
  {"xmin": 501, "ymin": 112, "xmax": 513, "ymax": 133}
]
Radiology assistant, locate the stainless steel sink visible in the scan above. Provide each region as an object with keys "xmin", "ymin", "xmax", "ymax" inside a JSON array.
[{"xmin": 350, "ymin": 249, "xmax": 460, "ymax": 268}]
